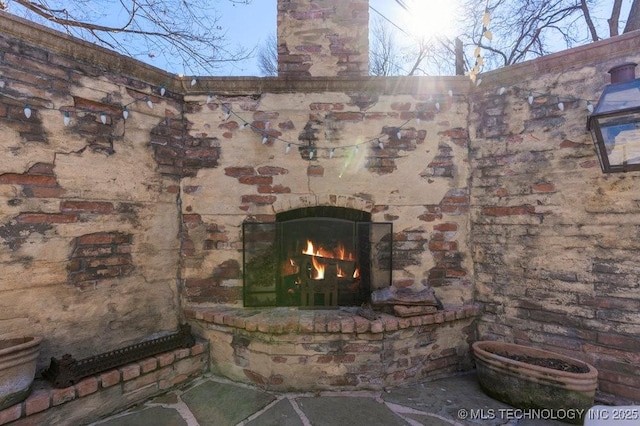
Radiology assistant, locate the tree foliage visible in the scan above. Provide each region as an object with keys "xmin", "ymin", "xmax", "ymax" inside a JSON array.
[{"xmin": 2, "ymin": 0, "xmax": 254, "ymax": 75}]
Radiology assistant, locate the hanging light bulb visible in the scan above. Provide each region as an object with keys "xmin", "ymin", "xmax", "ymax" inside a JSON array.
[
  {"xmin": 223, "ymin": 111, "xmax": 230, "ymax": 120},
  {"xmin": 476, "ymin": 56, "xmax": 484, "ymax": 66},
  {"xmin": 23, "ymin": 104, "xmax": 31, "ymax": 118},
  {"xmin": 396, "ymin": 129, "xmax": 402, "ymax": 140},
  {"xmin": 206, "ymin": 94, "xmax": 213, "ymax": 104},
  {"xmin": 191, "ymin": 78, "xmax": 197, "ymax": 86},
  {"xmin": 262, "ymin": 135, "xmax": 269, "ymax": 144},
  {"xmin": 354, "ymin": 145, "xmax": 359, "ymax": 154},
  {"xmin": 329, "ymin": 148, "xmax": 335, "ymax": 159},
  {"xmin": 498, "ymin": 87, "xmax": 506, "ymax": 95},
  {"xmin": 63, "ymin": 111, "xmax": 71, "ymax": 126},
  {"xmin": 378, "ymin": 139, "xmax": 384, "ymax": 150},
  {"xmin": 528, "ymin": 92, "xmax": 534, "ymax": 105},
  {"xmin": 482, "ymin": 8, "xmax": 491, "ymax": 26},
  {"xmin": 448, "ymin": 89, "xmax": 454, "ymax": 97},
  {"xmin": 122, "ymin": 106, "xmax": 129, "ymax": 120},
  {"xmin": 240, "ymin": 122, "xmax": 248, "ymax": 130},
  {"xmin": 265, "ymin": 121, "xmax": 270, "ymax": 130},
  {"xmin": 435, "ymin": 101, "xmax": 441, "ymax": 111},
  {"xmin": 285, "ymin": 144, "xmax": 291, "ymax": 154},
  {"xmin": 146, "ymin": 98, "xmax": 154, "ymax": 109},
  {"xmin": 160, "ymin": 85, "xmax": 166, "ymax": 96},
  {"xmin": 476, "ymin": 77, "xmax": 483, "ymax": 87},
  {"xmin": 557, "ymin": 97, "xmax": 564, "ymax": 111},
  {"xmin": 474, "ymin": 46, "xmax": 481, "ymax": 58},
  {"xmin": 100, "ymin": 112, "xmax": 107, "ymax": 124},
  {"xmin": 483, "ymin": 27, "xmax": 493, "ymax": 40},
  {"xmin": 586, "ymin": 101, "xmax": 594, "ymax": 114},
  {"xmin": 309, "ymin": 150, "xmax": 314, "ymax": 160}
]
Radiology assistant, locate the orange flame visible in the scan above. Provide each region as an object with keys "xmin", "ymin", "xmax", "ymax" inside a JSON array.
[
  {"xmin": 302, "ymin": 240, "xmax": 355, "ymax": 261},
  {"xmin": 311, "ymin": 256, "xmax": 325, "ymax": 280}
]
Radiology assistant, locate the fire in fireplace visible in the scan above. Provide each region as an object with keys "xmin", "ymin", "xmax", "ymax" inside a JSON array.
[{"xmin": 243, "ymin": 207, "xmax": 392, "ymax": 308}]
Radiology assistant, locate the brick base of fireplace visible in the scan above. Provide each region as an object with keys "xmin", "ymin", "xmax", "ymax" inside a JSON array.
[{"xmin": 185, "ymin": 305, "xmax": 480, "ymax": 391}]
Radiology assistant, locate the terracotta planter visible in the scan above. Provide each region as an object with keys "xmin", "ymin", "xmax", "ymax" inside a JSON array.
[
  {"xmin": 0, "ymin": 336, "xmax": 42, "ymax": 410},
  {"xmin": 472, "ymin": 341, "xmax": 597, "ymax": 424}
]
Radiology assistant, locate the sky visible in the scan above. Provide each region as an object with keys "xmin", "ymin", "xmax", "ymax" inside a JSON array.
[{"xmin": 214, "ymin": 0, "xmax": 403, "ymax": 76}]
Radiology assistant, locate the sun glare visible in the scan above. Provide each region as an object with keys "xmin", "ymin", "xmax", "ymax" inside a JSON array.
[{"xmin": 402, "ymin": 0, "xmax": 460, "ymax": 40}]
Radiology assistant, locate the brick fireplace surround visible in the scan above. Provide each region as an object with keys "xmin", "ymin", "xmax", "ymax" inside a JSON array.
[{"xmin": 1, "ymin": 0, "xmax": 640, "ymax": 423}]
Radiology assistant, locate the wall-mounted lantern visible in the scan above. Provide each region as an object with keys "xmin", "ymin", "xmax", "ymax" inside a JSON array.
[{"xmin": 587, "ymin": 62, "xmax": 640, "ymax": 173}]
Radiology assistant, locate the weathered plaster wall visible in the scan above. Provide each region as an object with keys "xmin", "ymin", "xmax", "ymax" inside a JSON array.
[
  {"xmin": 0, "ymin": 13, "xmax": 182, "ymax": 368},
  {"xmin": 469, "ymin": 33, "xmax": 640, "ymax": 403},
  {"xmin": 179, "ymin": 77, "xmax": 474, "ymax": 310}
]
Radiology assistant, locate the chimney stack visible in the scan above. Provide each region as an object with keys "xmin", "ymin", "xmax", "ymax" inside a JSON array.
[{"xmin": 277, "ymin": 0, "xmax": 370, "ymax": 78}]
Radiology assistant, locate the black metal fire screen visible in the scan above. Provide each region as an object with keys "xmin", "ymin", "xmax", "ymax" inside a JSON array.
[{"xmin": 243, "ymin": 216, "xmax": 392, "ymax": 308}]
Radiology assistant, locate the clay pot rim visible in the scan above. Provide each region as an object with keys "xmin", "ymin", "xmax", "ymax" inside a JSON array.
[
  {"xmin": 0, "ymin": 336, "xmax": 43, "ymax": 356},
  {"xmin": 472, "ymin": 340, "xmax": 598, "ymax": 380}
]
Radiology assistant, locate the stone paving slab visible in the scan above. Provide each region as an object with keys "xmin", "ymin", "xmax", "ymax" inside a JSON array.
[
  {"xmin": 91, "ymin": 373, "xmax": 573, "ymax": 426},
  {"xmin": 181, "ymin": 380, "xmax": 276, "ymax": 426},
  {"xmin": 295, "ymin": 395, "xmax": 409, "ymax": 426}
]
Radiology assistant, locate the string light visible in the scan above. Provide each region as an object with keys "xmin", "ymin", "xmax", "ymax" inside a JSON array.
[
  {"xmin": 100, "ymin": 112, "xmax": 107, "ymax": 124},
  {"xmin": 160, "ymin": 85, "xmax": 166, "ymax": 96},
  {"xmin": 262, "ymin": 135, "xmax": 269, "ymax": 144},
  {"xmin": 146, "ymin": 98, "xmax": 154, "ymax": 109},
  {"xmin": 498, "ymin": 87, "xmax": 506, "ymax": 95},
  {"xmin": 63, "ymin": 111, "xmax": 70, "ymax": 126},
  {"xmin": 309, "ymin": 150, "xmax": 314, "ymax": 160},
  {"xmin": 206, "ymin": 94, "xmax": 213, "ymax": 104},
  {"xmin": 528, "ymin": 92, "xmax": 534, "ymax": 105},
  {"xmin": 191, "ymin": 78, "xmax": 197, "ymax": 87},
  {"xmin": 329, "ymin": 148, "xmax": 335, "ymax": 159},
  {"xmin": 587, "ymin": 101, "xmax": 594, "ymax": 113},
  {"xmin": 378, "ymin": 139, "xmax": 384, "ymax": 150},
  {"xmin": 24, "ymin": 104, "xmax": 31, "ymax": 118},
  {"xmin": 557, "ymin": 97, "xmax": 564, "ymax": 111},
  {"xmin": 435, "ymin": 101, "xmax": 441, "ymax": 111},
  {"xmin": 285, "ymin": 144, "xmax": 291, "ymax": 154},
  {"xmin": 122, "ymin": 106, "xmax": 129, "ymax": 120}
]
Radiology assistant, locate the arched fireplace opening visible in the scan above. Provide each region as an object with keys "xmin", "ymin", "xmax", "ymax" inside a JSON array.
[{"xmin": 243, "ymin": 207, "xmax": 392, "ymax": 308}]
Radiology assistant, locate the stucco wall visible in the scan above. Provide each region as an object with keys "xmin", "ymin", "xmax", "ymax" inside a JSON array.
[
  {"xmin": 0, "ymin": 12, "xmax": 182, "ymax": 368},
  {"xmin": 179, "ymin": 77, "xmax": 474, "ymax": 309}
]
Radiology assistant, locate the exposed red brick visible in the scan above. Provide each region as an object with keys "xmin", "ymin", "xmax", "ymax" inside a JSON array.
[
  {"xmin": 391, "ymin": 102, "xmax": 411, "ymax": 111},
  {"xmin": 60, "ymin": 200, "xmax": 114, "ymax": 214},
  {"xmin": 531, "ymin": 183, "xmax": 556, "ymax": 193},
  {"xmin": 100, "ymin": 369, "xmax": 121, "ymax": 388},
  {"xmin": 75, "ymin": 377, "xmax": 98, "ymax": 397},
  {"xmin": 333, "ymin": 112, "xmax": 364, "ymax": 121},
  {"xmin": 120, "ymin": 364, "xmax": 141, "ymax": 381},
  {"xmin": 258, "ymin": 184, "xmax": 291, "ymax": 194},
  {"xmin": 433, "ymin": 223, "xmax": 458, "ymax": 232},
  {"xmin": 0, "ymin": 173, "xmax": 57, "ymax": 186},
  {"xmin": 157, "ymin": 352, "xmax": 175, "ymax": 367},
  {"xmin": 239, "ymin": 175, "xmax": 273, "ymax": 185},
  {"xmin": 24, "ymin": 388, "xmax": 50, "ymax": 415},
  {"xmin": 224, "ymin": 166, "xmax": 255, "ymax": 177},
  {"xmin": 241, "ymin": 195, "xmax": 277, "ymax": 205},
  {"xmin": 16, "ymin": 212, "xmax": 78, "ymax": 223},
  {"xmin": 0, "ymin": 404, "xmax": 21, "ymax": 424},
  {"xmin": 307, "ymin": 165, "xmax": 324, "ymax": 176},
  {"xmin": 481, "ymin": 205, "xmax": 535, "ymax": 216},
  {"xmin": 257, "ymin": 166, "xmax": 288, "ymax": 175},
  {"xmin": 50, "ymin": 385, "xmax": 75, "ymax": 406}
]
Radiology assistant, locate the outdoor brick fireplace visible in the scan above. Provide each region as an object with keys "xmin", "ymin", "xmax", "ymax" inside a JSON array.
[{"xmin": 243, "ymin": 206, "xmax": 392, "ymax": 308}]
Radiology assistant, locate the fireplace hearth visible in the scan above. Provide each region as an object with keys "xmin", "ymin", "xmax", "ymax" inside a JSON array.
[{"xmin": 243, "ymin": 207, "xmax": 392, "ymax": 308}]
